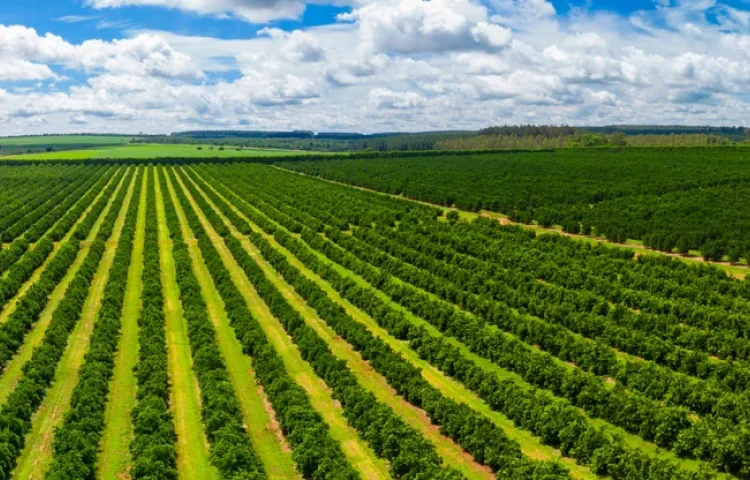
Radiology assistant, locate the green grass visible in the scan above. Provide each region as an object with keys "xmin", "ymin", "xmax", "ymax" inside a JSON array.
[
  {"xmin": 164, "ymin": 168, "xmax": 300, "ymax": 480},
  {"xmin": 0, "ymin": 170, "xmax": 128, "ymax": 405},
  {"xmin": 11, "ymin": 170, "xmax": 138, "ymax": 480},
  {"xmin": 154, "ymin": 169, "xmax": 220, "ymax": 480},
  {"xmin": 4, "ymin": 143, "xmax": 310, "ymax": 160},
  {"xmin": 167, "ymin": 168, "xmax": 392, "ymax": 480},
  {"xmin": 0, "ymin": 135, "xmax": 133, "ymax": 156},
  {"xmin": 98, "ymin": 168, "xmax": 148, "ymax": 480}
]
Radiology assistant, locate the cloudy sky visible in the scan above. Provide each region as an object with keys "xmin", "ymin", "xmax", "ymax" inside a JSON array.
[{"xmin": 2, "ymin": 0, "xmax": 750, "ymax": 134}]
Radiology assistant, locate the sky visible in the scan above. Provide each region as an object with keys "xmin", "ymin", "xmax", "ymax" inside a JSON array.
[{"xmin": 2, "ymin": 0, "xmax": 750, "ymax": 134}]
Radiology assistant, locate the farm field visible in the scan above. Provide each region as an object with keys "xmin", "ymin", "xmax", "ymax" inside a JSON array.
[
  {"xmin": 0, "ymin": 135, "xmax": 134, "ymax": 156},
  {"xmin": 278, "ymin": 148, "xmax": 750, "ymax": 262},
  {"xmin": 3, "ymin": 143, "xmax": 306, "ymax": 160},
  {"xmin": 2, "ymin": 160, "xmax": 750, "ymax": 480}
]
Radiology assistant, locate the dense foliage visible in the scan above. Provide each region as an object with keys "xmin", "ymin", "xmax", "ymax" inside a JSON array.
[
  {"xmin": 181, "ymin": 166, "xmax": 572, "ymax": 479},
  {"xmin": 197, "ymin": 162, "xmax": 750, "ymax": 479},
  {"xmin": 279, "ymin": 149, "xmax": 750, "ymax": 258},
  {"xmin": 6, "ymin": 157, "xmax": 750, "ymax": 480}
]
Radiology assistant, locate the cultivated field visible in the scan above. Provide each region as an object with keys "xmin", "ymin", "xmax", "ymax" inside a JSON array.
[
  {"xmin": 3, "ymin": 143, "xmax": 305, "ymax": 160},
  {"xmin": 0, "ymin": 160, "xmax": 749, "ymax": 480}
]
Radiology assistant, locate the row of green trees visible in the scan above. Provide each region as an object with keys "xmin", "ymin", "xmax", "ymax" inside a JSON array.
[
  {"xmin": 0, "ymin": 239, "xmax": 29, "ymax": 276},
  {"xmin": 17, "ymin": 167, "xmax": 106, "ymax": 243},
  {"xmin": 460, "ymin": 219, "xmax": 750, "ymax": 357},
  {"xmin": 0, "ymin": 167, "xmax": 84, "ymax": 239},
  {"xmin": 0, "ymin": 166, "xmax": 100, "ymax": 242},
  {"xmin": 351, "ymin": 224, "xmax": 747, "ymax": 417},
  {"xmin": 130, "ymin": 169, "xmax": 178, "ymax": 479},
  {"xmin": 0, "ymin": 169, "xmax": 123, "ymax": 376},
  {"xmin": 176, "ymin": 167, "xmax": 462, "ymax": 479},
  {"xmin": 241, "ymin": 165, "xmax": 750, "ymax": 471},
  {"xmin": 165, "ymin": 170, "xmax": 360, "ymax": 479},
  {"xmin": 406, "ymin": 219, "xmax": 750, "ymax": 373},
  {"xmin": 253, "ymin": 164, "xmax": 750, "ymax": 475},
  {"xmin": 0, "ymin": 167, "xmax": 133, "ymax": 480},
  {"xmin": 159, "ymin": 170, "xmax": 267, "ymax": 478},
  {"xmin": 47, "ymin": 168, "xmax": 142, "ymax": 477},
  {"xmin": 48, "ymin": 167, "xmax": 117, "ymax": 241},
  {"xmin": 196, "ymin": 164, "xmax": 710, "ymax": 480},
  {"xmin": 277, "ymin": 148, "xmax": 750, "ymax": 258},
  {"xmin": 181, "ymin": 167, "xmax": 565, "ymax": 479}
]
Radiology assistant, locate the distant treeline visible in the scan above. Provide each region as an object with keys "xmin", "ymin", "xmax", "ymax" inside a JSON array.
[
  {"xmin": 158, "ymin": 126, "xmax": 750, "ymax": 152},
  {"xmin": 143, "ymin": 131, "xmax": 473, "ymax": 152},
  {"xmin": 436, "ymin": 133, "xmax": 737, "ymax": 150},
  {"xmin": 477, "ymin": 125, "xmax": 578, "ymax": 138},
  {"xmin": 438, "ymin": 124, "xmax": 749, "ymax": 150}
]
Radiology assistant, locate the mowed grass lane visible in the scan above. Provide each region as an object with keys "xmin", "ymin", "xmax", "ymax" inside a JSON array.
[
  {"xmin": 163, "ymin": 167, "xmax": 391, "ymax": 480},
  {"xmin": 0, "ymin": 169, "xmax": 127, "ymax": 404},
  {"xmin": 163, "ymin": 170, "xmax": 299, "ymax": 479},
  {"xmin": 98, "ymin": 168, "xmax": 148, "ymax": 480},
  {"xmin": 153, "ymin": 169, "xmax": 219, "ymax": 480},
  {"xmin": 11, "ymin": 169, "xmax": 139, "ymax": 479},
  {"xmin": 178, "ymin": 167, "xmax": 496, "ymax": 480}
]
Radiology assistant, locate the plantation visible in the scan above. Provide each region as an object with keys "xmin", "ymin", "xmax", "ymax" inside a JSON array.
[
  {"xmin": 278, "ymin": 148, "xmax": 750, "ymax": 260},
  {"xmin": 1, "ymin": 158, "xmax": 750, "ymax": 480}
]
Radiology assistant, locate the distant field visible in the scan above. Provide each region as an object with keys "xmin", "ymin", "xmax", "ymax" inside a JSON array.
[
  {"xmin": 3, "ymin": 143, "xmax": 307, "ymax": 160},
  {"xmin": 0, "ymin": 135, "xmax": 133, "ymax": 146},
  {"xmin": 0, "ymin": 135, "xmax": 133, "ymax": 156}
]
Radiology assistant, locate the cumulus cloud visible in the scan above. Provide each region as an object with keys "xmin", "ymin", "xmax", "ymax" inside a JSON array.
[
  {"xmin": 339, "ymin": 0, "xmax": 512, "ymax": 53},
  {"xmin": 85, "ymin": 0, "xmax": 308, "ymax": 23},
  {"xmin": 369, "ymin": 88, "xmax": 426, "ymax": 109},
  {"xmin": 5, "ymin": 0, "xmax": 750, "ymax": 135},
  {"xmin": 0, "ymin": 25, "xmax": 201, "ymax": 78},
  {"xmin": 258, "ymin": 28, "xmax": 326, "ymax": 62},
  {"xmin": 0, "ymin": 60, "xmax": 57, "ymax": 81}
]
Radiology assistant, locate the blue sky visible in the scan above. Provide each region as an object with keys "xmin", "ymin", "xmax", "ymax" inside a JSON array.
[{"xmin": 1, "ymin": 0, "xmax": 750, "ymax": 134}]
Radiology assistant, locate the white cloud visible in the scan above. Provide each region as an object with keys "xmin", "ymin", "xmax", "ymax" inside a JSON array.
[
  {"xmin": 258, "ymin": 28, "xmax": 326, "ymax": 62},
  {"xmin": 369, "ymin": 88, "xmax": 426, "ymax": 109},
  {"xmin": 0, "ymin": 25, "xmax": 201, "ymax": 78},
  {"xmin": 85, "ymin": 0, "xmax": 308, "ymax": 23},
  {"xmin": 339, "ymin": 0, "xmax": 512, "ymax": 54},
  {"xmin": 4, "ymin": 0, "xmax": 750, "ymax": 135},
  {"xmin": 0, "ymin": 60, "xmax": 57, "ymax": 81}
]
